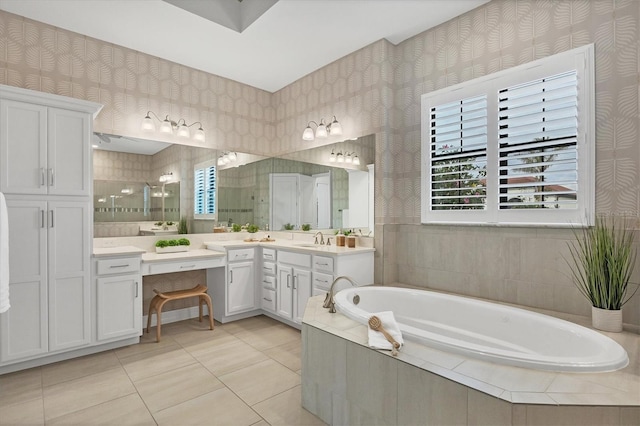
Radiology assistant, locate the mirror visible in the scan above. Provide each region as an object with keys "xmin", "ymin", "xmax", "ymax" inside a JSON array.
[{"xmin": 92, "ymin": 132, "xmax": 375, "ymax": 237}]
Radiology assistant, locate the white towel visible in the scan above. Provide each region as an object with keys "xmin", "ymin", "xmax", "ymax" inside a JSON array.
[
  {"xmin": 367, "ymin": 311, "xmax": 403, "ymax": 350},
  {"xmin": 0, "ymin": 192, "xmax": 9, "ymax": 313}
]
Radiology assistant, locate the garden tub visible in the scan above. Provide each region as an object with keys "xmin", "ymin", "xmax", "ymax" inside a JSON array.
[{"xmin": 334, "ymin": 286, "xmax": 628, "ymax": 372}]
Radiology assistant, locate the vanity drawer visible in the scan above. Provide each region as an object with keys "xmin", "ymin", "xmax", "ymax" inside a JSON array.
[
  {"xmin": 97, "ymin": 257, "xmax": 141, "ymax": 275},
  {"xmin": 313, "ymin": 255, "xmax": 334, "ymax": 273},
  {"xmin": 144, "ymin": 257, "xmax": 225, "ymax": 275},
  {"xmin": 262, "ymin": 248, "xmax": 276, "ymax": 261},
  {"xmin": 278, "ymin": 250, "xmax": 311, "ymax": 268},
  {"xmin": 261, "ymin": 274, "xmax": 276, "ymax": 290},
  {"xmin": 228, "ymin": 248, "xmax": 254, "ymax": 262},
  {"xmin": 262, "ymin": 261, "xmax": 276, "ymax": 275},
  {"xmin": 262, "ymin": 288, "xmax": 276, "ymax": 312},
  {"xmin": 313, "ymin": 271, "xmax": 333, "ymax": 292}
]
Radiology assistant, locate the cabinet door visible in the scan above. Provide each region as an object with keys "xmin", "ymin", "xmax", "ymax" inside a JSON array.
[
  {"xmin": 0, "ymin": 200, "xmax": 48, "ymax": 363},
  {"xmin": 47, "ymin": 108, "xmax": 91, "ymax": 196},
  {"xmin": 277, "ymin": 266, "xmax": 293, "ymax": 319},
  {"xmin": 227, "ymin": 261, "xmax": 256, "ymax": 315},
  {"xmin": 0, "ymin": 100, "xmax": 47, "ymax": 195},
  {"xmin": 97, "ymin": 274, "xmax": 141, "ymax": 341},
  {"xmin": 48, "ymin": 200, "xmax": 91, "ymax": 351},
  {"xmin": 293, "ymin": 268, "xmax": 312, "ymax": 324}
]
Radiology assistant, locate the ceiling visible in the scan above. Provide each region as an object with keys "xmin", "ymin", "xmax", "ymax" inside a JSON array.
[
  {"xmin": 1, "ymin": 0, "xmax": 489, "ymax": 93},
  {"xmin": 93, "ymin": 133, "xmax": 171, "ymax": 155}
]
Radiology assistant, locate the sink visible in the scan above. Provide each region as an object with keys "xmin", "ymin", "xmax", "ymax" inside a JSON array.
[{"xmin": 294, "ymin": 244, "xmax": 318, "ymax": 248}]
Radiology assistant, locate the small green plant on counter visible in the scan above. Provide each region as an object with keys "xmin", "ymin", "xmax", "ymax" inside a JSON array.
[
  {"xmin": 246, "ymin": 224, "xmax": 259, "ymax": 233},
  {"xmin": 155, "ymin": 238, "xmax": 191, "ymax": 248},
  {"xmin": 283, "ymin": 223, "xmax": 294, "ymax": 230},
  {"xmin": 166, "ymin": 221, "xmax": 174, "ymax": 226},
  {"xmin": 154, "ymin": 221, "xmax": 164, "ymax": 227},
  {"xmin": 335, "ymin": 229, "xmax": 352, "ymax": 236},
  {"xmin": 301, "ymin": 224, "xmax": 311, "ymax": 231},
  {"xmin": 232, "ymin": 223, "xmax": 242, "ymax": 232},
  {"xmin": 178, "ymin": 216, "xmax": 188, "ymax": 234}
]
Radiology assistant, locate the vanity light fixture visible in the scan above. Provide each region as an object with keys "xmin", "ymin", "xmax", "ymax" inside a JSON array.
[
  {"xmin": 217, "ymin": 152, "xmax": 238, "ymax": 166},
  {"xmin": 159, "ymin": 172, "xmax": 173, "ymax": 183},
  {"xmin": 328, "ymin": 150, "xmax": 360, "ymax": 166},
  {"xmin": 302, "ymin": 115, "xmax": 343, "ymax": 141},
  {"xmin": 142, "ymin": 111, "xmax": 205, "ymax": 142}
]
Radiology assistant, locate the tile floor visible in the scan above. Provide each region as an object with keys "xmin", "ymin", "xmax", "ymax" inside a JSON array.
[{"xmin": 0, "ymin": 315, "xmax": 326, "ymax": 426}]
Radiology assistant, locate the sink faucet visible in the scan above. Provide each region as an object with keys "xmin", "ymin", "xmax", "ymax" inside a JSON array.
[
  {"xmin": 314, "ymin": 231, "xmax": 324, "ymax": 245},
  {"xmin": 323, "ymin": 276, "xmax": 359, "ymax": 313}
]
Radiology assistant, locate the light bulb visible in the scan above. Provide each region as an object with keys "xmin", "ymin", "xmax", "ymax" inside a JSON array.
[
  {"xmin": 302, "ymin": 125, "xmax": 315, "ymax": 141},
  {"xmin": 194, "ymin": 126, "xmax": 205, "ymax": 142},
  {"xmin": 345, "ymin": 153, "xmax": 352, "ymax": 163},
  {"xmin": 329, "ymin": 151, "xmax": 336, "ymax": 162},
  {"xmin": 177, "ymin": 123, "xmax": 190, "ymax": 138},
  {"xmin": 336, "ymin": 152, "xmax": 344, "ymax": 163},
  {"xmin": 329, "ymin": 117, "xmax": 342, "ymax": 136},
  {"xmin": 217, "ymin": 157, "xmax": 224, "ymax": 166},
  {"xmin": 315, "ymin": 121, "xmax": 328, "ymax": 138},
  {"xmin": 353, "ymin": 155, "xmax": 360, "ymax": 166},
  {"xmin": 228, "ymin": 152, "xmax": 237, "ymax": 162},
  {"xmin": 141, "ymin": 114, "xmax": 155, "ymax": 131},
  {"xmin": 160, "ymin": 117, "xmax": 173, "ymax": 134}
]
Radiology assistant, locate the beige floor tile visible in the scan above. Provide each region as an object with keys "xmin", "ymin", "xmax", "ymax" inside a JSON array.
[
  {"xmin": 114, "ymin": 333, "xmax": 179, "ymax": 359},
  {"xmin": 197, "ymin": 339, "xmax": 270, "ymax": 376},
  {"xmin": 135, "ymin": 363, "xmax": 224, "ymax": 413},
  {"xmin": 264, "ymin": 338, "xmax": 302, "ymax": 372},
  {"xmin": 154, "ymin": 319, "xmax": 216, "ymax": 345},
  {"xmin": 235, "ymin": 324, "xmax": 301, "ymax": 351},
  {"xmin": 219, "ymin": 359, "xmax": 301, "ymax": 406},
  {"xmin": 121, "ymin": 345, "xmax": 197, "ymax": 382},
  {"xmin": 180, "ymin": 327, "xmax": 238, "ymax": 353},
  {"xmin": 0, "ymin": 397, "xmax": 44, "ymax": 425},
  {"xmin": 43, "ymin": 367, "xmax": 136, "ymax": 420},
  {"xmin": 46, "ymin": 393, "xmax": 155, "ymax": 426},
  {"xmin": 220, "ymin": 315, "xmax": 280, "ymax": 334},
  {"xmin": 153, "ymin": 387, "xmax": 261, "ymax": 426},
  {"xmin": 253, "ymin": 385, "xmax": 326, "ymax": 426},
  {"xmin": 249, "ymin": 421, "xmax": 269, "ymax": 426},
  {"xmin": 0, "ymin": 367, "xmax": 42, "ymax": 408},
  {"xmin": 42, "ymin": 350, "xmax": 121, "ymax": 387}
]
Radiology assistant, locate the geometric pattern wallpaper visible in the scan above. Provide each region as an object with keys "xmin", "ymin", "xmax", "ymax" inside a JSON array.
[{"xmin": 1, "ymin": 0, "xmax": 639, "ymax": 326}]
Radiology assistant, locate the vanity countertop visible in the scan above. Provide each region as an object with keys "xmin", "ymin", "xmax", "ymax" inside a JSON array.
[
  {"xmin": 204, "ymin": 239, "xmax": 375, "ymax": 255},
  {"xmin": 93, "ymin": 246, "xmax": 146, "ymax": 257},
  {"xmin": 141, "ymin": 248, "xmax": 226, "ymax": 263}
]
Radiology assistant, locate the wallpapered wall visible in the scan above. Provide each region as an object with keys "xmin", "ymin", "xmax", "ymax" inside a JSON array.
[{"xmin": 1, "ymin": 0, "xmax": 639, "ymax": 326}]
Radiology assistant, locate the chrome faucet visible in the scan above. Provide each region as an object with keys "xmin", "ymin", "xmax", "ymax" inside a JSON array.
[
  {"xmin": 314, "ymin": 231, "xmax": 325, "ymax": 245},
  {"xmin": 323, "ymin": 276, "xmax": 359, "ymax": 313}
]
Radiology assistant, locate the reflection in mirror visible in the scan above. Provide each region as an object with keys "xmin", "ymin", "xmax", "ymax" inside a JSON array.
[{"xmin": 93, "ymin": 180, "xmax": 180, "ymax": 223}]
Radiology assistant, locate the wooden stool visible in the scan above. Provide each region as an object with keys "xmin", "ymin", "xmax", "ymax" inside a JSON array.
[{"xmin": 146, "ymin": 284, "xmax": 214, "ymax": 342}]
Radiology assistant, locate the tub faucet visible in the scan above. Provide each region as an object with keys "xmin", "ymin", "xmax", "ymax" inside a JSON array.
[
  {"xmin": 314, "ymin": 231, "xmax": 324, "ymax": 245},
  {"xmin": 323, "ymin": 276, "xmax": 359, "ymax": 313}
]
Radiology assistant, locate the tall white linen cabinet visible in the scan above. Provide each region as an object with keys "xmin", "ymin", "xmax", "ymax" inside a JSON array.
[{"xmin": 0, "ymin": 85, "xmax": 102, "ymax": 367}]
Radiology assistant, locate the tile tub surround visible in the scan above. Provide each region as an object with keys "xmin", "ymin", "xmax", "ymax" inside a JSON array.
[{"xmin": 302, "ymin": 296, "xmax": 640, "ymax": 426}]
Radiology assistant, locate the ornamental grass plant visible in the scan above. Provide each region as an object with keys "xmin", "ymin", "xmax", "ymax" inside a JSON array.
[{"xmin": 567, "ymin": 216, "xmax": 638, "ymax": 310}]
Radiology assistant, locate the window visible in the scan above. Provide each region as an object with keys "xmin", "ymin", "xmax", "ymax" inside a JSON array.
[
  {"xmin": 421, "ymin": 44, "xmax": 594, "ymax": 226},
  {"xmin": 194, "ymin": 160, "xmax": 216, "ymax": 219}
]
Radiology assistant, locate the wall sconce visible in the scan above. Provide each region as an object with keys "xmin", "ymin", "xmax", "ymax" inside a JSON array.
[
  {"xmin": 217, "ymin": 151, "xmax": 238, "ymax": 166},
  {"xmin": 159, "ymin": 172, "xmax": 173, "ymax": 183},
  {"xmin": 329, "ymin": 150, "xmax": 359, "ymax": 166},
  {"xmin": 302, "ymin": 115, "xmax": 343, "ymax": 141},
  {"xmin": 142, "ymin": 111, "xmax": 205, "ymax": 142}
]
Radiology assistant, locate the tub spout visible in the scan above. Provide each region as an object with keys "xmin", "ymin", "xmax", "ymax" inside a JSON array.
[{"xmin": 324, "ymin": 276, "xmax": 359, "ymax": 313}]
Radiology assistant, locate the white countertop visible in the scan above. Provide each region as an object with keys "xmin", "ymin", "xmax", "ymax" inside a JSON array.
[
  {"xmin": 204, "ymin": 239, "xmax": 375, "ymax": 255},
  {"xmin": 141, "ymin": 248, "xmax": 226, "ymax": 263},
  {"xmin": 93, "ymin": 246, "xmax": 146, "ymax": 257}
]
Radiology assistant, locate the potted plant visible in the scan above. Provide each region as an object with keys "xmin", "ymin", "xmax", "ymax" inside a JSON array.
[
  {"xmin": 567, "ymin": 216, "xmax": 638, "ymax": 332},
  {"xmin": 155, "ymin": 238, "xmax": 191, "ymax": 254},
  {"xmin": 301, "ymin": 224, "xmax": 311, "ymax": 231},
  {"xmin": 178, "ymin": 216, "xmax": 188, "ymax": 234}
]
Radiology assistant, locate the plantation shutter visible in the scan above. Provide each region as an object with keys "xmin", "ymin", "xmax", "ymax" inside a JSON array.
[
  {"xmin": 194, "ymin": 168, "xmax": 205, "ymax": 215},
  {"xmin": 429, "ymin": 95, "xmax": 487, "ymax": 210},
  {"xmin": 497, "ymin": 71, "xmax": 578, "ymax": 210},
  {"xmin": 194, "ymin": 164, "xmax": 216, "ymax": 217},
  {"xmin": 205, "ymin": 165, "xmax": 216, "ymax": 214}
]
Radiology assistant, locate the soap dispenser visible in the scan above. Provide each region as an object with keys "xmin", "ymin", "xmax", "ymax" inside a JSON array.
[{"xmin": 336, "ymin": 230, "xmax": 346, "ymax": 247}]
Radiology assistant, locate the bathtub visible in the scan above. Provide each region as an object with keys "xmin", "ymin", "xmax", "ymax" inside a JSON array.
[{"xmin": 334, "ymin": 286, "xmax": 629, "ymax": 372}]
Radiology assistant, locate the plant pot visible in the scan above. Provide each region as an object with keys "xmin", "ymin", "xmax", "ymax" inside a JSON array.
[
  {"xmin": 155, "ymin": 246, "xmax": 189, "ymax": 254},
  {"xmin": 591, "ymin": 306, "xmax": 623, "ymax": 332}
]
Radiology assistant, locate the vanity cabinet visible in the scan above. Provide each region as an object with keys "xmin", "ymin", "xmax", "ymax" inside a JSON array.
[
  {"xmin": 0, "ymin": 98, "xmax": 92, "ymax": 196},
  {"xmin": 226, "ymin": 248, "xmax": 256, "ymax": 315},
  {"xmin": 95, "ymin": 255, "xmax": 142, "ymax": 341},
  {"xmin": 0, "ymin": 85, "xmax": 101, "ymax": 368},
  {"xmin": 276, "ymin": 251, "xmax": 313, "ymax": 324},
  {"xmin": 0, "ymin": 199, "xmax": 92, "ymax": 363}
]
